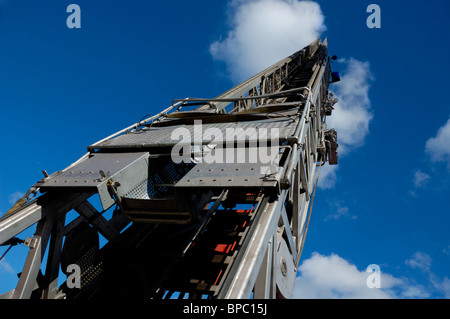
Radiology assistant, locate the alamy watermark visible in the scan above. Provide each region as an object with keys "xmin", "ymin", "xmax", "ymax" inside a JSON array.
[
  {"xmin": 366, "ymin": 264, "xmax": 381, "ymax": 289},
  {"xmin": 66, "ymin": 264, "xmax": 81, "ymax": 289},
  {"xmin": 65, "ymin": 4, "xmax": 381, "ymax": 30},
  {"xmin": 66, "ymin": 4, "xmax": 81, "ymax": 29},
  {"xmin": 366, "ymin": 4, "xmax": 381, "ymax": 29}
]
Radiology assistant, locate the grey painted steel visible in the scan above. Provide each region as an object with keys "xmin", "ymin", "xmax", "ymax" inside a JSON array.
[
  {"xmin": 0, "ymin": 201, "xmax": 43, "ymax": 246},
  {"xmin": 34, "ymin": 152, "xmax": 149, "ymax": 188},
  {"xmin": 35, "ymin": 152, "xmax": 150, "ymax": 210},
  {"xmin": 175, "ymin": 162, "xmax": 281, "ymax": 188},
  {"xmin": 217, "ymin": 40, "xmax": 331, "ymax": 299},
  {"xmin": 0, "ymin": 38, "xmax": 335, "ymax": 299},
  {"xmin": 12, "ymin": 217, "xmax": 54, "ymax": 299},
  {"xmin": 89, "ymin": 118, "xmax": 298, "ymax": 150},
  {"xmin": 220, "ymin": 191, "xmax": 288, "ymax": 299}
]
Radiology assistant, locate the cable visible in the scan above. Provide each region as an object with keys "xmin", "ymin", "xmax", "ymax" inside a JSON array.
[
  {"xmin": 0, "ymin": 245, "xmax": 13, "ymax": 263},
  {"xmin": 0, "ymin": 237, "xmax": 24, "ymax": 263},
  {"xmin": 127, "ymin": 113, "xmax": 154, "ymax": 134}
]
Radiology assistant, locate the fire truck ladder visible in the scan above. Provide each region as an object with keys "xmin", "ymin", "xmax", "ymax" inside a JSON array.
[{"xmin": 0, "ymin": 38, "xmax": 339, "ymax": 299}]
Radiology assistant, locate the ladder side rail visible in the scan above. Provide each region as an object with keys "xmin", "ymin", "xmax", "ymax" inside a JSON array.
[
  {"xmin": 88, "ymin": 102, "xmax": 182, "ymax": 151},
  {"xmin": 196, "ymin": 42, "xmax": 317, "ymax": 113},
  {"xmin": 219, "ymin": 191, "xmax": 288, "ymax": 299},
  {"xmin": 218, "ymin": 44, "xmax": 330, "ymax": 298}
]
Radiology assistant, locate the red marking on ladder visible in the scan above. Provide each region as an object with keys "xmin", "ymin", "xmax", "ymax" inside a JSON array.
[
  {"xmin": 214, "ymin": 269, "xmax": 223, "ymax": 286},
  {"xmin": 215, "ymin": 244, "xmax": 227, "ymax": 253}
]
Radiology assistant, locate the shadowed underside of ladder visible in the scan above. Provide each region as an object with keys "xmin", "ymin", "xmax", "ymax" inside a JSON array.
[{"xmin": 0, "ymin": 39, "xmax": 339, "ymax": 299}]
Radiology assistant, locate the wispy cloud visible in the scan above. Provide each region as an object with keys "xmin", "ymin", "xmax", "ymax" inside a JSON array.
[
  {"xmin": 324, "ymin": 206, "xmax": 349, "ymax": 221},
  {"xmin": 411, "ymin": 117, "xmax": 450, "ymax": 195},
  {"xmin": 430, "ymin": 275, "xmax": 450, "ymax": 299},
  {"xmin": 443, "ymin": 245, "xmax": 450, "ymax": 256},
  {"xmin": 324, "ymin": 201, "xmax": 357, "ymax": 221},
  {"xmin": 425, "ymin": 117, "xmax": 450, "ymax": 166},
  {"xmin": 405, "ymin": 252, "xmax": 432, "ymax": 273},
  {"xmin": 413, "ymin": 170, "xmax": 431, "ymax": 188},
  {"xmin": 0, "ymin": 258, "xmax": 16, "ymax": 276},
  {"xmin": 209, "ymin": 0, "xmax": 326, "ymax": 82},
  {"xmin": 317, "ymin": 165, "xmax": 338, "ymax": 190},
  {"xmin": 293, "ymin": 252, "xmax": 429, "ymax": 299},
  {"xmin": 404, "ymin": 251, "xmax": 450, "ymax": 298}
]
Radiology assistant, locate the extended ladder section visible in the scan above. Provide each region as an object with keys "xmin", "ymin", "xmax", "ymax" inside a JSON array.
[{"xmin": 0, "ymin": 39, "xmax": 339, "ymax": 299}]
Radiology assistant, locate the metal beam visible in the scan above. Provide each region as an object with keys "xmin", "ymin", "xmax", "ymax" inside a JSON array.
[
  {"xmin": 74, "ymin": 201, "xmax": 120, "ymax": 244},
  {"xmin": 41, "ymin": 216, "xmax": 66, "ymax": 299},
  {"xmin": 12, "ymin": 216, "xmax": 54, "ymax": 299},
  {"xmin": 220, "ymin": 191, "xmax": 288, "ymax": 299},
  {"xmin": 0, "ymin": 201, "xmax": 43, "ymax": 246}
]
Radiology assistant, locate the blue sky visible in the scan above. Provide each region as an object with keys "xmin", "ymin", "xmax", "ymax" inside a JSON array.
[{"xmin": 1, "ymin": 0, "xmax": 449, "ymax": 298}]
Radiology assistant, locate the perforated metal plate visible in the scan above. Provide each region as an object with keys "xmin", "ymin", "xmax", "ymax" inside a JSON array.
[
  {"xmin": 89, "ymin": 118, "xmax": 297, "ymax": 150},
  {"xmin": 35, "ymin": 153, "xmax": 148, "ymax": 188},
  {"xmin": 35, "ymin": 152, "xmax": 150, "ymax": 210}
]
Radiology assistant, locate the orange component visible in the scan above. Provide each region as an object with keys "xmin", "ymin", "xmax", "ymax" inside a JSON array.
[
  {"xmin": 214, "ymin": 269, "xmax": 223, "ymax": 286},
  {"xmin": 215, "ymin": 244, "xmax": 227, "ymax": 253}
]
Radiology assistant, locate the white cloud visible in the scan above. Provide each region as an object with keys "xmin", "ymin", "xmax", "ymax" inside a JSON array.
[
  {"xmin": 325, "ymin": 206, "xmax": 349, "ymax": 221},
  {"xmin": 425, "ymin": 117, "xmax": 450, "ymax": 164},
  {"xmin": 209, "ymin": 1, "xmax": 373, "ymax": 190},
  {"xmin": 405, "ymin": 252, "xmax": 432, "ymax": 272},
  {"xmin": 293, "ymin": 252, "xmax": 429, "ymax": 299},
  {"xmin": 317, "ymin": 164, "xmax": 337, "ymax": 189},
  {"xmin": 318, "ymin": 59, "xmax": 374, "ymax": 189},
  {"xmin": 404, "ymin": 251, "xmax": 450, "ymax": 298},
  {"xmin": 430, "ymin": 275, "xmax": 450, "ymax": 299},
  {"xmin": 323, "ymin": 200, "xmax": 357, "ymax": 221},
  {"xmin": 327, "ymin": 58, "xmax": 374, "ymax": 154},
  {"xmin": 209, "ymin": 0, "xmax": 326, "ymax": 82},
  {"xmin": 413, "ymin": 170, "xmax": 431, "ymax": 188}
]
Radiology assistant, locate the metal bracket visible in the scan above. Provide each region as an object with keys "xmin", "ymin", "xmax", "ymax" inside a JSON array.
[
  {"xmin": 23, "ymin": 237, "xmax": 38, "ymax": 249},
  {"xmin": 34, "ymin": 152, "xmax": 150, "ymax": 210}
]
